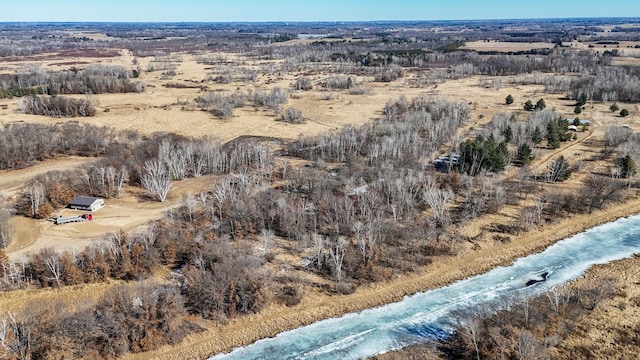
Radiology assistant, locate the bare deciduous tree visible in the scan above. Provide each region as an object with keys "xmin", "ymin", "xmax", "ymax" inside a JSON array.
[
  {"xmin": 469, "ymin": 319, "xmax": 481, "ymax": 360},
  {"xmin": 329, "ymin": 237, "xmax": 348, "ymax": 285},
  {"xmin": 0, "ymin": 315, "xmax": 9, "ymax": 351},
  {"xmin": 519, "ymin": 294, "xmax": 532, "ymax": 329},
  {"xmin": 422, "ymin": 176, "xmax": 453, "ymax": 226},
  {"xmin": 181, "ymin": 194, "xmax": 196, "ymax": 225},
  {"xmin": 25, "ymin": 181, "xmax": 45, "ymax": 218},
  {"xmin": 43, "ymin": 255, "xmax": 61, "ymax": 289},
  {"xmin": 604, "ymin": 125, "xmax": 631, "ymax": 148},
  {"xmin": 517, "ymin": 330, "xmax": 548, "ymax": 360},
  {"xmin": 0, "ymin": 197, "xmax": 12, "ymax": 248},
  {"xmin": 546, "ymin": 284, "xmax": 571, "ymax": 313},
  {"xmin": 312, "ymin": 233, "xmax": 325, "ymax": 269},
  {"xmin": 353, "ymin": 221, "xmax": 366, "ymax": 262},
  {"xmin": 583, "ymin": 174, "xmax": 624, "ymax": 213},
  {"xmin": 547, "ymin": 156, "xmax": 571, "ymax": 183},
  {"xmin": 141, "ymin": 159, "xmax": 172, "ymax": 202},
  {"xmin": 519, "ymin": 206, "xmax": 537, "ymax": 230},
  {"xmin": 533, "ymin": 195, "xmax": 547, "ymax": 225},
  {"xmin": 211, "ymin": 177, "xmax": 236, "ymax": 220},
  {"xmin": 580, "ymin": 276, "xmax": 617, "ymax": 310},
  {"xmin": 259, "ymin": 229, "xmax": 275, "ymax": 256}
]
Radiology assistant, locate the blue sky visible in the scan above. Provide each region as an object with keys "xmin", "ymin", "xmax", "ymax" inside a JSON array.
[{"xmin": 1, "ymin": 0, "xmax": 639, "ymax": 22}]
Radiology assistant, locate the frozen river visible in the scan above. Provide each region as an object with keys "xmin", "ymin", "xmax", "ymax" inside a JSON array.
[{"xmin": 211, "ymin": 214, "xmax": 640, "ymax": 360}]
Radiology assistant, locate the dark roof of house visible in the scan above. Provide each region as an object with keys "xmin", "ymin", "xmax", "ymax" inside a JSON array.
[{"xmin": 69, "ymin": 196, "xmax": 102, "ymax": 207}]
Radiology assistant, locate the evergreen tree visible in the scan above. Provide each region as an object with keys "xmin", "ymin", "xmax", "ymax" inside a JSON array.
[
  {"xmin": 458, "ymin": 136, "xmax": 510, "ymax": 175},
  {"xmin": 556, "ymin": 119, "xmax": 572, "ymax": 142},
  {"xmin": 617, "ymin": 155, "xmax": 637, "ymax": 178},
  {"xmin": 531, "ymin": 126, "xmax": 543, "ymax": 144},
  {"xmin": 610, "ymin": 103, "xmax": 619, "ymax": 112},
  {"xmin": 546, "ymin": 120, "xmax": 560, "ymax": 149},
  {"xmin": 516, "ymin": 143, "xmax": 533, "ymax": 165},
  {"xmin": 524, "ymin": 100, "xmax": 534, "ymax": 111},
  {"xmin": 577, "ymin": 92, "xmax": 588, "ymax": 106},
  {"xmin": 502, "ymin": 125, "xmax": 513, "ymax": 143},
  {"xmin": 505, "ymin": 94, "xmax": 514, "ymax": 105},
  {"xmin": 490, "ymin": 141, "xmax": 510, "ymax": 172},
  {"xmin": 574, "ymin": 105, "xmax": 582, "ymax": 115},
  {"xmin": 620, "ymin": 109, "xmax": 630, "ymax": 117},
  {"xmin": 535, "ymin": 99, "xmax": 546, "ymax": 111}
]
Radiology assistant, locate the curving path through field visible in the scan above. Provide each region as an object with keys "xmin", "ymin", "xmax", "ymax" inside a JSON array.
[{"xmin": 0, "ymin": 157, "xmax": 91, "ymax": 197}]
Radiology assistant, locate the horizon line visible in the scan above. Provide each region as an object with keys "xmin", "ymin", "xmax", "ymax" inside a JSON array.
[{"xmin": 1, "ymin": 16, "xmax": 639, "ymax": 25}]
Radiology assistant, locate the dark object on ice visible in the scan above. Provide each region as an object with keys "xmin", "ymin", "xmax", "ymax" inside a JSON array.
[{"xmin": 526, "ymin": 271, "xmax": 549, "ymax": 287}]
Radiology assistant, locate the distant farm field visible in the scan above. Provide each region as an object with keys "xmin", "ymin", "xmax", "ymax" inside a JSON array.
[{"xmin": 462, "ymin": 40, "xmax": 555, "ymax": 52}]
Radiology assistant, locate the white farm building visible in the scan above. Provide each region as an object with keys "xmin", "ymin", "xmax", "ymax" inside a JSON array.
[{"xmin": 68, "ymin": 196, "xmax": 104, "ymax": 211}]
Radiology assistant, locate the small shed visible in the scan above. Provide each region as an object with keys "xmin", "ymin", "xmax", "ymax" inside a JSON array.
[{"xmin": 68, "ymin": 196, "xmax": 104, "ymax": 211}]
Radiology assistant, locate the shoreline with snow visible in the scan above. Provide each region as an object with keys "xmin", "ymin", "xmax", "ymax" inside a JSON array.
[{"xmin": 125, "ymin": 197, "xmax": 640, "ymax": 360}]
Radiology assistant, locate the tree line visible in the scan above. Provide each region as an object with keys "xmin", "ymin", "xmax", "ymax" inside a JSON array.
[
  {"xmin": 18, "ymin": 95, "xmax": 96, "ymax": 117},
  {"xmin": 0, "ymin": 122, "xmax": 116, "ymax": 170},
  {"xmin": 195, "ymin": 87, "xmax": 288, "ymax": 119},
  {"xmin": 1, "ymin": 64, "xmax": 143, "ymax": 99}
]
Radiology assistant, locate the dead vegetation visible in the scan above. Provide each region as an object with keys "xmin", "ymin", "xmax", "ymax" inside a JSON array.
[{"xmin": 0, "ymin": 19, "xmax": 639, "ymax": 360}]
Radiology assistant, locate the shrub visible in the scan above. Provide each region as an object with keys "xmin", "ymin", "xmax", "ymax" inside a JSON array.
[
  {"xmin": 280, "ymin": 108, "xmax": 306, "ymax": 124},
  {"xmin": 620, "ymin": 108, "xmax": 629, "ymax": 117},
  {"xmin": 610, "ymin": 103, "xmax": 619, "ymax": 112},
  {"xmin": 276, "ymin": 283, "xmax": 303, "ymax": 306},
  {"xmin": 293, "ymin": 77, "xmax": 312, "ymax": 91},
  {"xmin": 373, "ymin": 66, "xmax": 403, "ymax": 82},
  {"xmin": 19, "ymin": 95, "xmax": 96, "ymax": 117},
  {"xmin": 320, "ymin": 92, "xmax": 336, "ymax": 101},
  {"xmin": 195, "ymin": 91, "xmax": 247, "ymax": 119},
  {"xmin": 253, "ymin": 87, "xmax": 288, "ymax": 112},
  {"xmin": 348, "ymin": 84, "xmax": 372, "ymax": 95},
  {"xmin": 574, "ymin": 105, "xmax": 582, "ymax": 114},
  {"xmin": 322, "ymin": 76, "xmax": 355, "ymax": 90}
]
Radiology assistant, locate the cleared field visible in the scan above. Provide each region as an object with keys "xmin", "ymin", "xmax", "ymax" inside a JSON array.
[
  {"xmin": 461, "ymin": 40, "xmax": 554, "ymax": 52},
  {"xmin": 4, "ymin": 172, "xmax": 215, "ymax": 261},
  {"xmin": 0, "ymin": 52, "xmax": 421, "ymax": 140},
  {"xmin": 0, "ymin": 156, "xmax": 90, "ymax": 198},
  {"xmin": 1, "ymin": 49, "xmax": 637, "ymax": 143}
]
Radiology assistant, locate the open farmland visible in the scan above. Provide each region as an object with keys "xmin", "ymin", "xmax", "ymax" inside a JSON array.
[{"xmin": 461, "ymin": 40, "xmax": 555, "ymax": 52}]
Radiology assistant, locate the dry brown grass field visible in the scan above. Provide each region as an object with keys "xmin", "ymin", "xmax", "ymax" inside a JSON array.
[
  {"xmin": 461, "ymin": 40, "xmax": 555, "ymax": 52},
  {"xmin": 1, "ymin": 39, "xmax": 640, "ymax": 359}
]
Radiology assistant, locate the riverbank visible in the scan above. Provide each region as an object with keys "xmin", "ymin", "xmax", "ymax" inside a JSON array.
[
  {"xmin": 555, "ymin": 254, "xmax": 640, "ymax": 358},
  {"xmin": 125, "ymin": 197, "xmax": 640, "ymax": 360}
]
